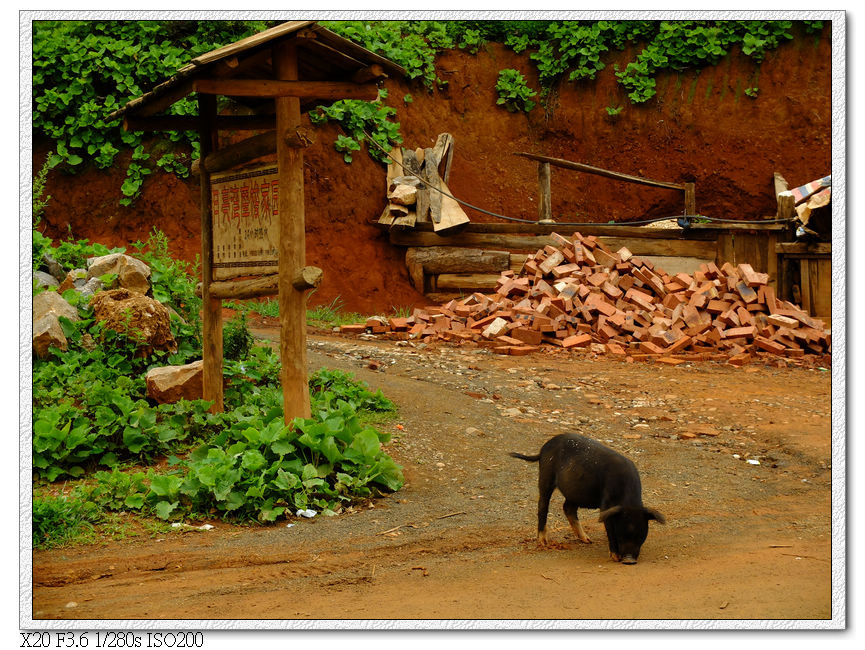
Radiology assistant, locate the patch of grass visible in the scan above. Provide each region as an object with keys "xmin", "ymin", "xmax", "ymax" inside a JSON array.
[
  {"xmin": 32, "ymin": 493, "xmax": 103, "ymax": 549},
  {"xmin": 307, "ymin": 297, "xmax": 365, "ymax": 328}
]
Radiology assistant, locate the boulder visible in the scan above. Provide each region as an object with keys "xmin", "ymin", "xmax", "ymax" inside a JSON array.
[
  {"xmin": 34, "ymin": 271, "xmax": 59, "ymax": 291},
  {"xmin": 33, "ymin": 312, "xmax": 67, "ymax": 358},
  {"xmin": 87, "ymin": 253, "xmax": 151, "ymax": 294},
  {"xmin": 145, "ymin": 360, "xmax": 203, "ymax": 404},
  {"xmin": 90, "ymin": 288, "xmax": 176, "ymax": 355},
  {"xmin": 33, "ymin": 290, "xmax": 79, "ymax": 323}
]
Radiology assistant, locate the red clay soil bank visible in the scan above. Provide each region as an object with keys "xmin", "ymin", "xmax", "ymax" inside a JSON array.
[{"xmin": 35, "ymin": 26, "xmax": 831, "ymax": 314}]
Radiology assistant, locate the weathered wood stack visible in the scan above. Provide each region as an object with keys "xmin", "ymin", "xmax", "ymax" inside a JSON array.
[
  {"xmin": 377, "ymin": 133, "xmax": 470, "ymax": 234},
  {"xmin": 341, "ymin": 231, "xmax": 831, "ymax": 362}
]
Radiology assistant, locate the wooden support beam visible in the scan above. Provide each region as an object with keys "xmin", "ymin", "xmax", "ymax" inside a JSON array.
[
  {"xmin": 193, "ymin": 127, "xmax": 314, "ymax": 175},
  {"xmin": 684, "ymin": 182, "xmax": 696, "ymax": 216},
  {"xmin": 390, "ymin": 230, "xmax": 719, "ymax": 259},
  {"xmin": 124, "ymin": 113, "xmax": 276, "ymax": 133},
  {"xmin": 193, "ymin": 78, "xmax": 379, "ymax": 100},
  {"xmin": 197, "ymin": 94, "xmax": 224, "ymax": 413},
  {"xmin": 274, "ymin": 39, "xmax": 312, "ymax": 422},
  {"xmin": 538, "ymin": 162, "xmax": 553, "ymax": 223},
  {"xmin": 514, "ymin": 151, "xmax": 687, "ymax": 191},
  {"xmin": 195, "ymin": 266, "xmax": 322, "ymax": 300},
  {"xmin": 351, "ymin": 64, "xmax": 388, "ymax": 83}
]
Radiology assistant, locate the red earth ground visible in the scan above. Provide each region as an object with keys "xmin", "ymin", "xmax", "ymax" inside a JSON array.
[
  {"xmin": 35, "ymin": 25, "xmax": 831, "ymax": 314},
  {"xmin": 31, "ymin": 325, "xmax": 834, "ymax": 623}
]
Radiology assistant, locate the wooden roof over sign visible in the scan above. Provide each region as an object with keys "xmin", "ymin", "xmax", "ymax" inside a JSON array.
[{"xmin": 106, "ymin": 20, "xmax": 407, "ymax": 123}]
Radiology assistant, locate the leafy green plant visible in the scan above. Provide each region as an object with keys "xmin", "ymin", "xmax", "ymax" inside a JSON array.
[
  {"xmin": 308, "ymin": 368, "xmax": 395, "ymax": 414},
  {"xmin": 495, "ymin": 69, "xmax": 537, "ymax": 113},
  {"xmin": 605, "ymin": 104, "xmax": 624, "ymax": 116},
  {"xmin": 32, "ymin": 152, "xmax": 56, "ymax": 227},
  {"xmin": 308, "ymin": 92, "xmax": 403, "ymax": 164},
  {"xmin": 33, "ymin": 493, "xmax": 103, "ymax": 548},
  {"xmin": 457, "ymin": 28, "xmax": 486, "ymax": 54},
  {"xmin": 32, "ymin": 20, "xmax": 272, "ymax": 201},
  {"xmin": 223, "ymin": 312, "xmax": 254, "ymax": 361},
  {"xmin": 744, "ymin": 86, "xmax": 759, "ymax": 98}
]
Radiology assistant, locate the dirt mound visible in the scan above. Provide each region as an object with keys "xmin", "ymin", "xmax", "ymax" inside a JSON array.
[
  {"xmin": 90, "ymin": 288, "xmax": 176, "ymax": 354},
  {"xmin": 34, "ymin": 29, "xmax": 831, "ymax": 315}
]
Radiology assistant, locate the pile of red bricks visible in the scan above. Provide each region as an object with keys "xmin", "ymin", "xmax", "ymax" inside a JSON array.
[{"xmin": 340, "ymin": 231, "xmax": 831, "ymax": 363}]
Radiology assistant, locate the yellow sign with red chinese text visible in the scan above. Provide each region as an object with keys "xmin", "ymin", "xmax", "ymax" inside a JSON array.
[{"xmin": 211, "ymin": 164, "xmax": 280, "ymax": 280}]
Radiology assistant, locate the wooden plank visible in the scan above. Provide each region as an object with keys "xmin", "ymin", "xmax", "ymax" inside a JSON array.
[
  {"xmin": 435, "ymin": 177, "xmax": 471, "ymax": 233},
  {"xmin": 432, "ymin": 133, "xmax": 454, "ymax": 183},
  {"xmin": 435, "ymin": 273, "xmax": 501, "ymax": 290},
  {"xmin": 514, "ymin": 151, "xmax": 686, "ymax": 191},
  {"xmin": 274, "ymin": 39, "xmax": 312, "ymax": 422},
  {"xmin": 390, "ymin": 230, "xmax": 717, "ymax": 259},
  {"xmin": 799, "ymin": 258, "xmax": 811, "ymax": 315},
  {"xmin": 425, "ymin": 148, "xmax": 443, "ymax": 225},
  {"xmin": 776, "ymin": 242, "xmax": 832, "ymax": 255},
  {"xmin": 197, "ymin": 94, "xmax": 224, "ymax": 413},
  {"xmin": 401, "ymin": 149, "xmax": 428, "ymax": 223},
  {"xmin": 398, "ymin": 221, "xmax": 742, "ymax": 239},
  {"xmin": 193, "ymin": 78, "xmax": 379, "ymax": 100},
  {"xmin": 538, "ymin": 162, "xmax": 553, "ymax": 223},
  {"xmin": 684, "ymin": 182, "xmax": 696, "ymax": 216}
]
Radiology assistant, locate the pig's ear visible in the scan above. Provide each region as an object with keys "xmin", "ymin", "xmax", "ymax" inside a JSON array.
[
  {"xmin": 598, "ymin": 505, "xmax": 623, "ymax": 522},
  {"xmin": 645, "ymin": 507, "xmax": 666, "ymax": 524}
]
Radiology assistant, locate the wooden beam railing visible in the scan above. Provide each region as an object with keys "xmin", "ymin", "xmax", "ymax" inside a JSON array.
[{"xmin": 514, "ymin": 152, "xmax": 696, "ymax": 220}]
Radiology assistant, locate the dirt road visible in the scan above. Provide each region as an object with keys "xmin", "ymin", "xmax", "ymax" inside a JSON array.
[{"xmin": 31, "ymin": 331, "xmax": 835, "ymax": 623}]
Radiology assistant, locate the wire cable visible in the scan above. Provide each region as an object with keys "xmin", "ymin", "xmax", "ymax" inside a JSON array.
[{"xmin": 363, "ymin": 131, "xmax": 796, "ymax": 228}]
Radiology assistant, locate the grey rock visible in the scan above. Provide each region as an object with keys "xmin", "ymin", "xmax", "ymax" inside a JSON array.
[{"xmin": 34, "ymin": 271, "xmax": 59, "ymax": 290}]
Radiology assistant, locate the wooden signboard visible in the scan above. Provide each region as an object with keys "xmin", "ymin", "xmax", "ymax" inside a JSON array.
[{"xmin": 211, "ymin": 164, "xmax": 280, "ymax": 280}]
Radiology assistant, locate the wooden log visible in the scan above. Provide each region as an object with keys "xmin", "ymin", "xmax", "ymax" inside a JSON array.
[
  {"xmin": 195, "ymin": 127, "xmax": 314, "ymax": 176},
  {"xmin": 193, "ymin": 78, "xmax": 380, "ymax": 100},
  {"xmin": 436, "ymin": 273, "xmax": 501, "ymax": 290},
  {"xmin": 197, "ymin": 94, "xmax": 224, "ymax": 413},
  {"xmin": 514, "ymin": 152, "xmax": 686, "ymax": 191},
  {"xmin": 406, "ymin": 247, "xmax": 510, "ymax": 274},
  {"xmin": 274, "ymin": 39, "xmax": 311, "ymax": 422},
  {"xmin": 351, "ymin": 63, "xmax": 388, "ymax": 84},
  {"xmin": 390, "ymin": 231, "xmax": 718, "ymax": 259},
  {"xmin": 124, "ymin": 113, "xmax": 277, "ymax": 134},
  {"xmin": 538, "ymin": 162, "xmax": 553, "ymax": 223},
  {"xmin": 195, "ymin": 267, "xmax": 322, "ymax": 299}
]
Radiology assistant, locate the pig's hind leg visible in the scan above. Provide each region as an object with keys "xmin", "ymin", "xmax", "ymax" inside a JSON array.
[
  {"xmin": 536, "ymin": 467, "xmax": 556, "ymax": 546},
  {"xmin": 563, "ymin": 500, "xmax": 592, "ymax": 543}
]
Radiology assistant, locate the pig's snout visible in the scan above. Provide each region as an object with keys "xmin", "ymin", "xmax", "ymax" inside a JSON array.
[{"xmin": 621, "ymin": 555, "xmax": 638, "ymax": 565}]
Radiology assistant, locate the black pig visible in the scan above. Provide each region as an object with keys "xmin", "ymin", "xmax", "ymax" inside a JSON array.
[{"xmin": 510, "ymin": 433, "xmax": 665, "ymax": 564}]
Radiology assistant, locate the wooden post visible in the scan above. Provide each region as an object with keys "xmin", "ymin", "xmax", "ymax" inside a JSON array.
[
  {"xmin": 197, "ymin": 94, "xmax": 224, "ymax": 412},
  {"xmin": 274, "ymin": 39, "xmax": 312, "ymax": 422},
  {"xmin": 684, "ymin": 182, "xmax": 696, "ymax": 216},
  {"xmin": 538, "ymin": 162, "xmax": 552, "ymax": 223}
]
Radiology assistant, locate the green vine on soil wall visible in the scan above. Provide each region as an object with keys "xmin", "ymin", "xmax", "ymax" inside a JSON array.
[{"xmin": 32, "ymin": 19, "xmax": 825, "ymax": 193}]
